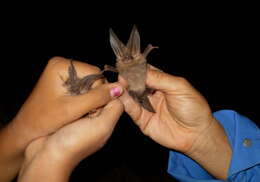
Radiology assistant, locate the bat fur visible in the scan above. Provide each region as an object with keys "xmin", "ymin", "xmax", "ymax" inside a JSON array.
[{"xmin": 107, "ymin": 25, "xmax": 157, "ymax": 113}]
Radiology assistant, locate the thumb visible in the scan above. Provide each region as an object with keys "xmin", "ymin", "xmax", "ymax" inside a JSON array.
[
  {"xmin": 63, "ymin": 82, "xmax": 124, "ymax": 117},
  {"xmin": 93, "ymin": 99, "xmax": 124, "ymax": 131},
  {"xmin": 146, "ymin": 69, "xmax": 188, "ymax": 93}
]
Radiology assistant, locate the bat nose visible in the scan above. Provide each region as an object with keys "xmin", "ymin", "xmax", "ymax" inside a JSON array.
[{"xmin": 125, "ymin": 55, "xmax": 133, "ymax": 60}]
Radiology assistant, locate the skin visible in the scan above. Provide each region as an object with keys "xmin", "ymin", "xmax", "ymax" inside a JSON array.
[
  {"xmin": 0, "ymin": 57, "xmax": 123, "ymax": 182},
  {"xmin": 119, "ymin": 66, "xmax": 232, "ymax": 179},
  {"xmin": 18, "ymin": 99, "xmax": 123, "ymax": 182},
  {"xmin": 1, "ymin": 58, "xmax": 232, "ymax": 181}
]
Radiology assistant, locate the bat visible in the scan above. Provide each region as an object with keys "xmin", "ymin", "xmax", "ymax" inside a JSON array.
[{"xmin": 106, "ymin": 25, "xmax": 158, "ymax": 113}]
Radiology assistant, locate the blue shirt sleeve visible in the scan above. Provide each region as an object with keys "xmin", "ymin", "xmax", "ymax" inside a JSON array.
[{"xmin": 167, "ymin": 110, "xmax": 260, "ymax": 182}]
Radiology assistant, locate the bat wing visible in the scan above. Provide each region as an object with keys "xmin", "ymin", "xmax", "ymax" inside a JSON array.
[{"xmin": 64, "ymin": 61, "xmax": 104, "ymax": 95}]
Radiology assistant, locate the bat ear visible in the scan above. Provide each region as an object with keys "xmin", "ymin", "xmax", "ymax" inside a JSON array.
[
  {"xmin": 126, "ymin": 25, "xmax": 140, "ymax": 57},
  {"xmin": 109, "ymin": 28, "xmax": 126, "ymax": 58}
]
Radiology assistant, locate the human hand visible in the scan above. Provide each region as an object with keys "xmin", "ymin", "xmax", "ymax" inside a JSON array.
[
  {"xmin": 11, "ymin": 57, "xmax": 123, "ymax": 150},
  {"xmin": 18, "ymin": 80, "xmax": 124, "ymax": 182},
  {"xmin": 119, "ymin": 66, "xmax": 231, "ymax": 179},
  {"xmin": 0, "ymin": 57, "xmax": 124, "ymax": 182},
  {"xmin": 18, "ymin": 99, "xmax": 123, "ymax": 182},
  {"xmin": 119, "ymin": 66, "xmax": 213, "ymax": 153}
]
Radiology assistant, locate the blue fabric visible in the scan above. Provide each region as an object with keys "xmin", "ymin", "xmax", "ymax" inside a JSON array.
[{"xmin": 167, "ymin": 110, "xmax": 260, "ymax": 182}]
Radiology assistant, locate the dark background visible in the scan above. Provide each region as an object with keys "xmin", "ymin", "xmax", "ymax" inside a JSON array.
[{"xmin": 1, "ymin": 5, "xmax": 259, "ymax": 182}]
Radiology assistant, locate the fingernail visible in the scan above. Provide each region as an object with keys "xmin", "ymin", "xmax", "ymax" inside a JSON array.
[{"xmin": 110, "ymin": 87, "xmax": 123, "ymax": 97}]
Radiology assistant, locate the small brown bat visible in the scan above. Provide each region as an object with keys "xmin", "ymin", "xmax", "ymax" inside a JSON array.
[{"xmin": 106, "ymin": 25, "xmax": 157, "ymax": 113}]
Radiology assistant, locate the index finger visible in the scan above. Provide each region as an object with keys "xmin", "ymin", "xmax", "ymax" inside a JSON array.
[{"xmin": 146, "ymin": 69, "xmax": 192, "ymax": 93}]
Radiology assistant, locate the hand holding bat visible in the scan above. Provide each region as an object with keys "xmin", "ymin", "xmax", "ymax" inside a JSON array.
[
  {"xmin": 119, "ymin": 67, "xmax": 215, "ymax": 153},
  {"xmin": 119, "ymin": 67, "xmax": 232, "ymax": 179}
]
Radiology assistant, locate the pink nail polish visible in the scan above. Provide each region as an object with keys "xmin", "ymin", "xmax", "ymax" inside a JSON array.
[{"xmin": 110, "ymin": 87, "xmax": 122, "ymax": 97}]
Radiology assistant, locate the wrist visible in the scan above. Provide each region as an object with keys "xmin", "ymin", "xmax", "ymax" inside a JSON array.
[
  {"xmin": 19, "ymin": 142, "xmax": 76, "ymax": 182},
  {"xmin": 185, "ymin": 118, "xmax": 232, "ymax": 179},
  {"xmin": 0, "ymin": 121, "xmax": 29, "ymax": 182},
  {"xmin": 2, "ymin": 118, "xmax": 36, "ymax": 154}
]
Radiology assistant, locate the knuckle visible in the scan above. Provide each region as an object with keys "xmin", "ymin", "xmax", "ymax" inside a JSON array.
[
  {"xmin": 175, "ymin": 76, "xmax": 188, "ymax": 84},
  {"xmin": 87, "ymin": 65, "xmax": 100, "ymax": 73},
  {"xmin": 48, "ymin": 56, "xmax": 67, "ymax": 66},
  {"xmin": 47, "ymin": 57, "xmax": 70, "ymax": 72},
  {"xmin": 152, "ymin": 71, "xmax": 165, "ymax": 80},
  {"xmin": 74, "ymin": 61, "xmax": 101, "ymax": 75},
  {"xmin": 47, "ymin": 57, "xmax": 101, "ymax": 76}
]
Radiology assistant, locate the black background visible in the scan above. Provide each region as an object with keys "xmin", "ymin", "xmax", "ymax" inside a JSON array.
[{"xmin": 1, "ymin": 4, "xmax": 259, "ymax": 182}]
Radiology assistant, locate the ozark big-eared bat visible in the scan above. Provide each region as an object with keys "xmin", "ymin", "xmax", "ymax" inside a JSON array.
[{"xmin": 107, "ymin": 26, "xmax": 157, "ymax": 113}]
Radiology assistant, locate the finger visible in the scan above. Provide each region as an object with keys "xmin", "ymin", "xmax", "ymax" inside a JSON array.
[
  {"xmin": 118, "ymin": 75, "xmax": 128, "ymax": 88},
  {"xmin": 69, "ymin": 100, "xmax": 123, "ymax": 146},
  {"xmin": 146, "ymin": 69, "xmax": 190, "ymax": 93},
  {"xmin": 119, "ymin": 91, "xmax": 141, "ymax": 121},
  {"xmin": 119, "ymin": 91, "xmax": 153, "ymax": 129},
  {"xmin": 63, "ymin": 100, "xmax": 123, "ymax": 154},
  {"xmin": 74, "ymin": 100, "xmax": 123, "ymax": 133},
  {"xmin": 94, "ymin": 99, "xmax": 124, "ymax": 131},
  {"xmin": 62, "ymin": 83, "xmax": 124, "ymax": 117},
  {"xmin": 147, "ymin": 64, "xmax": 163, "ymax": 72}
]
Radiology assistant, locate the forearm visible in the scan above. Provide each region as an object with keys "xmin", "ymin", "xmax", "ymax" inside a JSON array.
[
  {"xmin": 0, "ymin": 120, "xmax": 35, "ymax": 182},
  {"xmin": 0, "ymin": 150, "xmax": 23, "ymax": 182},
  {"xmin": 185, "ymin": 118, "xmax": 232, "ymax": 179}
]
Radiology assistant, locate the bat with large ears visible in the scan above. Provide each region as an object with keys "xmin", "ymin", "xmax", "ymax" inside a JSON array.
[{"xmin": 106, "ymin": 25, "xmax": 158, "ymax": 113}]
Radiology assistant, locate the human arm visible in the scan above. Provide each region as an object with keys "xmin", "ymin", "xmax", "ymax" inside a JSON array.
[
  {"xmin": 168, "ymin": 110, "xmax": 260, "ymax": 181},
  {"xmin": 0, "ymin": 57, "xmax": 122, "ymax": 182},
  {"xmin": 118, "ymin": 67, "xmax": 232, "ymax": 179},
  {"xmin": 18, "ymin": 98, "xmax": 123, "ymax": 182}
]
